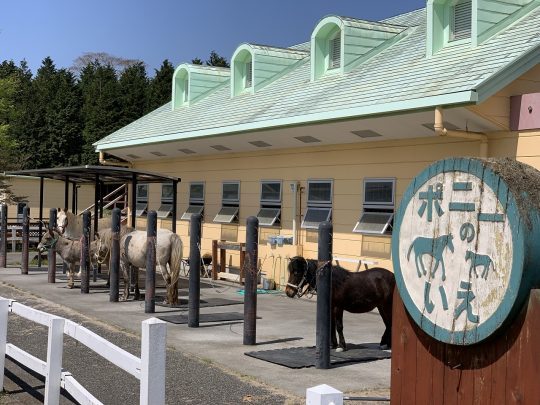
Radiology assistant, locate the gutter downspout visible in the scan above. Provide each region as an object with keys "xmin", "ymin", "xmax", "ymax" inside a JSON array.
[
  {"xmin": 434, "ymin": 106, "xmax": 488, "ymax": 158},
  {"xmin": 99, "ymin": 151, "xmax": 132, "ymax": 168}
]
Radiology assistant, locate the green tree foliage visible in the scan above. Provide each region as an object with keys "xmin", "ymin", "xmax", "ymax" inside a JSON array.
[
  {"xmin": 147, "ymin": 59, "xmax": 174, "ymax": 112},
  {"xmin": 118, "ymin": 62, "xmax": 148, "ymax": 127},
  {"xmin": 191, "ymin": 57, "xmax": 203, "ymax": 65},
  {"xmin": 206, "ymin": 50, "xmax": 229, "ymax": 68},
  {"xmin": 0, "ymin": 75, "xmax": 19, "ymax": 170},
  {"xmin": 79, "ymin": 62, "xmax": 121, "ymax": 165}
]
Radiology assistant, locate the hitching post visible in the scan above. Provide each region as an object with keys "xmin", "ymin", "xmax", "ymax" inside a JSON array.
[
  {"xmin": 38, "ymin": 177, "xmax": 44, "ymax": 268},
  {"xmin": 48, "ymin": 208, "xmax": 57, "ymax": 283},
  {"xmin": 80, "ymin": 211, "xmax": 91, "ymax": 294},
  {"xmin": 316, "ymin": 221, "xmax": 332, "ymax": 369},
  {"xmin": 21, "ymin": 206, "xmax": 29, "ymax": 275},
  {"xmin": 243, "ymin": 216, "xmax": 258, "ymax": 345},
  {"xmin": 110, "ymin": 208, "xmax": 121, "ymax": 302},
  {"xmin": 145, "ymin": 211, "xmax": 157, "ymax": 314},
  {"xmin": 63, "ymin": 178, "xmax": 69, "ymax": 275},
  {"xmin": 0, "ymin": 204, "xmax": 7, "ymax": 268},
  {"xmin": 188, "ymin": 213, "xmax": 202, "ymax": 327}
]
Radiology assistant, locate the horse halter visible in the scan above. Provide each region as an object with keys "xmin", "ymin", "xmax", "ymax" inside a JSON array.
[
  {"xmin": 287, "ymin": 258, "xmax": 317, "ymax": 298},
  {"xmin": 95, "ymin": 239, "xmax": 108, "ymax": 264},
  {"xmin": 40, "ymin": 235, "xmax": 59, "ymax": 251}
]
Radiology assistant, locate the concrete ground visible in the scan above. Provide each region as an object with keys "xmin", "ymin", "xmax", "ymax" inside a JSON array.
[{"xmin": 0, "ymin": 253, "xmax": 391, "ymax": 404}]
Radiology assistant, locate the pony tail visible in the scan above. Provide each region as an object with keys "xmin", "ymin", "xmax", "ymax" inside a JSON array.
[{"xmin": 170, "ymin": 234, "xmax": 183, "ymax": 280}]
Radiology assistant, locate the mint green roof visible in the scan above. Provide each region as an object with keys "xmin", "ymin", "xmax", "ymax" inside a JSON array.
[{"xmin": 95, "ymin": 7, "xmax": 540, "ymax": 151}]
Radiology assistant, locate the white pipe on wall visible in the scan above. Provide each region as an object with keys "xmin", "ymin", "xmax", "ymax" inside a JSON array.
[{"xmin": 434, "ymin": 106, "xmax": 489, "ymax": 158}]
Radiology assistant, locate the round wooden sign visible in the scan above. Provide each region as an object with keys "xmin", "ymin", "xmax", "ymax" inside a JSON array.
[{"xmin": 392, "ymin": 158, "xmax": 540, "ymax": 345}]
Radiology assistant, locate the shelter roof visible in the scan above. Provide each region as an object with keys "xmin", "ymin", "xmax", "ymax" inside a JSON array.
[{"xmin": 5, "ymin": 166, "xmax": 179, "ymax": 184}]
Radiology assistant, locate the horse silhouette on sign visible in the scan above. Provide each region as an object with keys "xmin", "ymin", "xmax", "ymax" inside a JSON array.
[
  {"xmin": 407, "ymin": 234, "xmax": 454, "ymax": 281},
  {"xmin": 465, "ymin": 250, "xmax": 494, "ymax": 280}
]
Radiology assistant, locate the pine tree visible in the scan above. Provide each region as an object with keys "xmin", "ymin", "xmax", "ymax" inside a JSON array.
[
  {"xmin": 191, "ymin": 57, "xmax": 203, "ymax": 65},
  {"xmin": 79, "ymin": 62, "xmax": 121, "ymax": 165},
  {"xmin": 206, "ymin": 51, "xmax": 229, "ymax": 68},
  {"xmin": 118, "ymin": 62, "xmax": 148, "ymax": 127},
  {"xmin": 0, "ymin": 76, "xmax": 19, "ymax": 170},
  {"xmin": 146, "ymin": 59, "xmax": 174, "ymax": 112},
  {"xmin": 4, "ymin": 60, "xmax": 34, "ymax": 169}
]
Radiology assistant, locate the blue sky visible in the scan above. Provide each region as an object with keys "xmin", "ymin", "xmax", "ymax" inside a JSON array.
[{"xmin": 0, "ymin": 0, "xmax": 426, "ymax": 75}]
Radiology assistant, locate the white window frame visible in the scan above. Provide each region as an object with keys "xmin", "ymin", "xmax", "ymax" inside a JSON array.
[
  {"xmin": 353, "ymin": 178, "xmax": 396, "ymax": 234},
  {"xmin": 181, "ymin": 182, "xmax": 205, "ymax": 221},
  {"xmin": 258, "ymin": 180, "xmax": 282, "ymax": 227},
  {"xmin": 157, "ymin": 184, "xmax": 174, "ymax": 219},
  {"xmin": 307, "ymin": 179, "xmax": 333, "ymax": 206},
  {"xmin": 136, "ymin": 184, "xmax": 148, "ymax": 217},
  {"xmin": 328, "ymin": 34, "xmax": 341, "ymax": 70},
  {"xmin": 214, "ymin": 181, "xmax": 240, "ymax": 224},
  {"xmin": 302, "ymin": 179, "xmax": 333, "ymax": 229},
  {"xmin": 363, "ymin": 178, "xmax": 395, "ymax": 210}
]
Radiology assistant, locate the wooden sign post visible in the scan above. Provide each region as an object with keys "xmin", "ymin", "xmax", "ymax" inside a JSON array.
[{"xmin": 391, "ymin": 158, "xmax": 540, "ymax": 403}]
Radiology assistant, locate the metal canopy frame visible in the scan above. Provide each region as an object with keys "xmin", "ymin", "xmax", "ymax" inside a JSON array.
[{"xmin": 6, "ymin": 165, "xmax": 181, "ymax": 237}]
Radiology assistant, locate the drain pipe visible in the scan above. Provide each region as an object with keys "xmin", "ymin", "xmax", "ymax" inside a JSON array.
[
  {"xmin": 99, "ymin": 151, "xmax": 132, "ymax": 167},
  {"xmin": 434, "ymin": 106, "xmax": 488, "ymax": 158},
  {"xmin": 290, "ymin": 182, "xmax": 299, "ymax": 246}
]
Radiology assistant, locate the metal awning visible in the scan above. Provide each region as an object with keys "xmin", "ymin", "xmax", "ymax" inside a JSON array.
[
  {"xmin": 5, "ymin": 165, "xmax": 179, "ymax": 184},
  {"xmin": 5, "ymin": 165, "xmax": 181, "ymax": 236}
]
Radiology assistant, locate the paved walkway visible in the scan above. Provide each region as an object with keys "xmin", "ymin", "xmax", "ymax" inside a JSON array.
[{"xmin": 0, "ymin": 257, "xmax": 391, "ymax": 404}]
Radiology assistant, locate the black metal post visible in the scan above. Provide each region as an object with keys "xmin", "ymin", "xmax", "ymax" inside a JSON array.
[
  {"xmin": 64, "ymin": 177, "xmax": 69, "ymax": 211},
  {"xmin": 188, "ymin": 213, "xmax": 202, "ymax": 327},
  {"xmin": 131, "ymin": 174, "xmax": 137, "ymax": 229},
  {"xmin": 99, "ymin": 181, "xmax": 104, "ymax": 219},
  {"xmin": 145, "ymin": 211, "xmax": 157, "ymax": 313},
  {"xmin": 94, "ymin": 174, "xmax": 99, "ymax": 236},
  {"xmin": 71, "ymin": 182, "xmax": 76, "ymax": 213},
  {"xmin": 81, "ymin": 211, "xmax": 91, "ymax": 294},
  {"xmin": 21, "ymin": 206, "xmax": 29, "ymax": 275},
  {"xmin": 63, "ymin": 177, "xmax": 70, "ymax": 276},
  {"xmin": 38, "ymin": 177, "xmax": 44, "ymax": 268},
  {"xmin": 0, "ymin": 204, "xmax": 7, "ymax": 268},
  {"xmin": 110, "ymin": 208, "xmax": 121, "ymax": 302},
  {"xmin": 243, "ymin": 216, "xmax": 259, "ymax": 345},
  {"xmin": 172, "ymin": 181, "xmax": 178, "ymax": 234},
  {"xmin": 316, "ymin": 221, "xmax": 332, "ymax": 369},
  {"xmin": 48, "ymin": 208, "xmax": 57, "ymax": 283}
]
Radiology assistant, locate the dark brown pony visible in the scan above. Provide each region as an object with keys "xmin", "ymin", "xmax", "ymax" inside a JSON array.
[{"xmin": 285, "ymin": 256, "xmax": 395, "ymax": 351}]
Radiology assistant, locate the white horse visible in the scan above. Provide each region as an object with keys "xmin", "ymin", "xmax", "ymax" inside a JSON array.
[
  {"xmin": 37, "ymin": 230, "xmax": 99, "ymax": 288},
  {"xmin": 120, "ymin": 229, "xmax": 183, "ymax": 304},
  {"xmin": 56, "ymin": 208, "xmax": 112, "ymax": 239}
]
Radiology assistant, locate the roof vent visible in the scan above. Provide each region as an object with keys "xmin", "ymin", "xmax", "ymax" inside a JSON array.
[
  {"xmin": 295, "ymin": 136, "xmax": 321, "ymax": 144},
  {"xmin": 178, "ymin": 148, "xmax": 196, "ymax": 154},
  {"xmin": 211, "ymin": 145, "xmax": 232, "ymax": 151},
  {"xmin": 249, "ymin": 141, "xmax": 272, "ymax": 148},
  {"xmin": 126, "ymin": 154, "xmax": 141, "ymax": 159},
  {"xmin": 351, "ymin": 130, "xmax": 382, "ymax": 138},
  {"xmin": 150, "ymin": 151, "xmax": 166, "ymax": 157}
]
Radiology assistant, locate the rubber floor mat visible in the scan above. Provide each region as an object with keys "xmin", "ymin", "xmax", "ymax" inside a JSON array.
[
  {"xmin": 155, "ymin": 297, "xmax": 243, "ymax": 308},
  {"xmin": 158, "ymin": 312, "xmax": 248, "ymax": 324},
  {"xmin": 244, "ymin": 343, "xmax": 391, "ymax": 368}
]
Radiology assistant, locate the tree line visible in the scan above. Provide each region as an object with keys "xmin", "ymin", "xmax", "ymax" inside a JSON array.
[{"xmin": 0, "ymin": 51, "xmax": 229, "ymax": 171}]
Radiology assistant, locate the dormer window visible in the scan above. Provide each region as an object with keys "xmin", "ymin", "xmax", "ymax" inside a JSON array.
[
  {"xmin": 450, "ymin": 1, "xmax": 472, "ymax": 42},
  {"xmin": 328, "ymin": 35, "xmax": 341, "ymax": 69},
  {"xmin": 172, "ymin": 67, "xmax": 189, "ymax": 109},
  {"xmin": 231, "ymin": 47, "xmax": 254, "ymax": 97}
]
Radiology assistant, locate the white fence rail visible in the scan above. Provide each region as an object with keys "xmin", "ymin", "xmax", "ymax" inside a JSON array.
[{"xmin": 0, "ymin": 297, "xmax": 166, "ymax": 405}]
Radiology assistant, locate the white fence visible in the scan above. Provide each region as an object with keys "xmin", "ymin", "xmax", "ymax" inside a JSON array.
[{"xmin": 0, "ymin": 297, "xmax": 166, "ymax": 405}]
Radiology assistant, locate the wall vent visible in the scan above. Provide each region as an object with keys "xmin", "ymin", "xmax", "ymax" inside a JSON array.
[
  {"xmin": 150, "ymin": 151, "xmax": 166, "ymax": 157},
  {"xmin": 295, "ymin": 136, "xmax": 321, "ymax": 143},
  {"xmin": 351, "ymin": 130, "xmax": 382, "ymax": 138},
  {"xmin": 178, "ymin": 148, "xmax": 196, "ymax": 154},
  {"xmin": 249, "ymin": 141, "xmax": 271, "ymax": 148},
  {"xmin": 211, "ymin": 145, "xmax": 232, "ymax": 151},
  {"xmin": 126, "ymin": 154, "xmax": 141, "ymax": 159}
]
